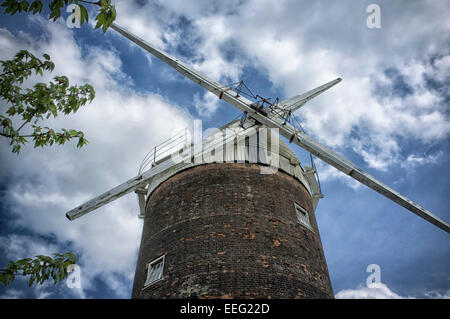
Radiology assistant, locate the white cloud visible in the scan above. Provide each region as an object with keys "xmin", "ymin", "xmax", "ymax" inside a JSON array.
[
  {"xmin": 351, "ymin": 135, "xmax": 400, "ymax": 172},
  {"xmin": 424, "ymin": 289, "xmax": 450, "ymax": 299},
  {"xmin": 0, "ymin": 234, "xmax": 59, "ymax": 261},
  {"xmin": 0, "ymin": 289, "xmax": 25, "ymax": 299},
  {"xmin": 193, "ymin": 91, "xmax": 220, "ymax": 117},
  {"xmin": 0, "ymin": 234, "xmax": 84, "ymax": 298},
  {"xmin": 112, "ymin": 1, "xmax": 171, "ymax": 50},
  {"xmin": 191, "ymin": 15, "xmax": 243, "ymax": 82},
  {"xmin": 314, "ymin": 159, "xmax": 362, "ymax": 191},
  {"xmin": 125, "ymin": 0, "xmax": 450, "ymax": 171},
  {"xmin": 0, "ymin": 16, "xmax": 193, "ymax": 298},
  {"xmin": 336, "ymin": 282, "xmax": 450, "ymax": 299},
  {"xmin": 401, "ymin": 152, "xmax": 443, "ymax": 170},
  {"xmin": 335, "ymin": 282, "xmax": 407, "ymax": 299}
]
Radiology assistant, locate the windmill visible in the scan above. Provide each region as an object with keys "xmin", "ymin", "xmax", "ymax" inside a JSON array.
[{"xmin": 65, "ymin": 23, "xmax": 449, "ymax": 298}]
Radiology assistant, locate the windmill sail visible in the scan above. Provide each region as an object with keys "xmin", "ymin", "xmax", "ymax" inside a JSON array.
[
  {"xmin": 107, "ymin": 23, "xmax": 449, "ymax": 233},
  {"xmin": 277, "ymin": 77, "xmax": 342, "ymax": 116},
  {"xmin": 66, "ymin": 120, "xmax": 262, "ymax": 220}
]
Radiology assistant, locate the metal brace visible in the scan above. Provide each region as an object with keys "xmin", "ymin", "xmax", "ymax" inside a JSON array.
[
  {"xmin": 289, "ymin": 130, "xmax": 302, "ymax": 143},
  {"xmin": 219, "ymin": 87, "xmax": 232, "ymax": 99}
]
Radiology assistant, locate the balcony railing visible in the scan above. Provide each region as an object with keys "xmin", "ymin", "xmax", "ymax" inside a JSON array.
[{"xmin": 138, "ymin": 128, "xmax": 190, "ymax": 175}]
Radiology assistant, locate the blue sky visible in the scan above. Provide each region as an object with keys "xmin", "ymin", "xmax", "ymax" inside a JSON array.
[{"xmin": 0, "ymin": 0, "xmax": 449, "ymax": 299}]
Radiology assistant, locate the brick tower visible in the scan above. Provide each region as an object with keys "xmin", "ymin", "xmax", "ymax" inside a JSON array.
[{"xmin": 131, "ymin": 127, "xmax": 334, "ymax": 299}]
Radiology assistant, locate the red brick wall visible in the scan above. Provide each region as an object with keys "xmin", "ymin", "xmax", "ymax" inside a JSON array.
[{"xmin": 132, "ymin": 163, "xmax": 334, "ymax": 298}]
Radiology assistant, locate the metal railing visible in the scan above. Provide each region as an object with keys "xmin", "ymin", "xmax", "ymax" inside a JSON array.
[{"xmin": 138, "ymin": 128, "xmax": 190, "ymax": 174}]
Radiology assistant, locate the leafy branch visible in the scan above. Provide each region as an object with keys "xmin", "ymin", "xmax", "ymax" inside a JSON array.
[
  {"xmin": 0, "ymin": 252, "xmax": 76, "ymax": 287},
  {"xmin": 1, "ymin": 0, "xmax": 117, "ymax": 33},
  {"xmin": 0, "ymin": 0, "xmax": 117, "ymax": 290},
  {"xmin": 0, "ymin": 0, "xmax": 119, "ymax": 291},
  {"xmin": 0, "ymin": 50, "xmax": 94, "ymax": 154}
]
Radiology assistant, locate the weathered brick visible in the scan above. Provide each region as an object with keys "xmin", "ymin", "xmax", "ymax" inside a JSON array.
[{"xmin": 132, "ymin": 163, "xmax": 333, "ymax": 299}]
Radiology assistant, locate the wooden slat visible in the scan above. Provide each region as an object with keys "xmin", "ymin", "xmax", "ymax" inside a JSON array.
[
  {"xmin": 279, "ymin": 156, "xmax": 291, "ymax": 174},
  {"xmin": 236, "ymin": 135, "xmax": 246, "ymax": 163},
  {"xmin": 258, "ymin": 128, "xmax": 268, "ymax": 165},
  {"xmin": 304, "ymin": 166, "xmax": 321, "ymax": 195}
]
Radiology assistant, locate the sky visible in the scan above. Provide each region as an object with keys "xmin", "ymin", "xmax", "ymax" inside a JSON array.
[{"xmin": 0, "ymin": 0, "xmax": 449, "ymax": 299}]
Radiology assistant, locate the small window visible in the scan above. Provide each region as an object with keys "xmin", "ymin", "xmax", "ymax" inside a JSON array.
[
  {"xmin": 144, "ymin": 255, "xmax": 165, "ymax": 287},
  {"xmin": 294, "ymin": 203, "xmax": 312, "ymax": 230}
]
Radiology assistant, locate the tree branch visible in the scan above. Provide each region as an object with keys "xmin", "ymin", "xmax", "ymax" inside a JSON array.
[
  {"xmin": 0, "ymin": 132, "xmax": 46, "ymax": 138},
  {"xmin": 0, "ymin": 269, "xmax": 26, "ymax": 275},
  {"xmin": 16, "ymin": 119, "xmax": 31, "ymax": 133},
  {"xmin": 78, "ymin": 0, "xmax": 101, "ymax": 5},
  {"xmin": 0, "ymin": 63, "xmax": 46, "ymax": 78}
]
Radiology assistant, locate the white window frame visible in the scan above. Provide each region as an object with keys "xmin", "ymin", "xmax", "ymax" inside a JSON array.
[
  {"xmin": 294, "ymin": 202, "xmax": 313, "ymax": 231},
  {"xmin": 144, "ymin": 254, "xmax": 165, "ymax": 287}
]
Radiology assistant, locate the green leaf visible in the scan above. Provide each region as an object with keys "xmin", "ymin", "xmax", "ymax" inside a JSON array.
[
  {"xmin": 79, "ymin": 4, "xmax": 88, "ymax": 25},
  {"xmin": 28, "ymin": 275, "xmax": 35, "ymax": 287},
  {"xmin": 110, "ymin": 4, "xmax": 116, "ymax": 21},
  {"xmin": 49, "ymin": 9, "xmax": 60, "ymax": 21},
  {"xmin": 19, "ymin": 0, "xmax": 28, "ymax": 11},
  {"xmin": 12, "ymin": 144, "xmax": 21, "ymax": 154},
  {"xmin": 94, "ymin": 13, "xmax": 104, "ymax": 30},
  {"xmin": 1, "ymin": 49, "xmax": 94, "ymax": 153},
  {"xmin": 10, "ymin": 3, "xmax": 19, "ymax": 15},
  {"xmin": 6, "ymin": 106, "xmax": 16, "ymax": 116},
  {"xmin": 34, "ymin": 0, "xmax": 42, "ymax": 14}
]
